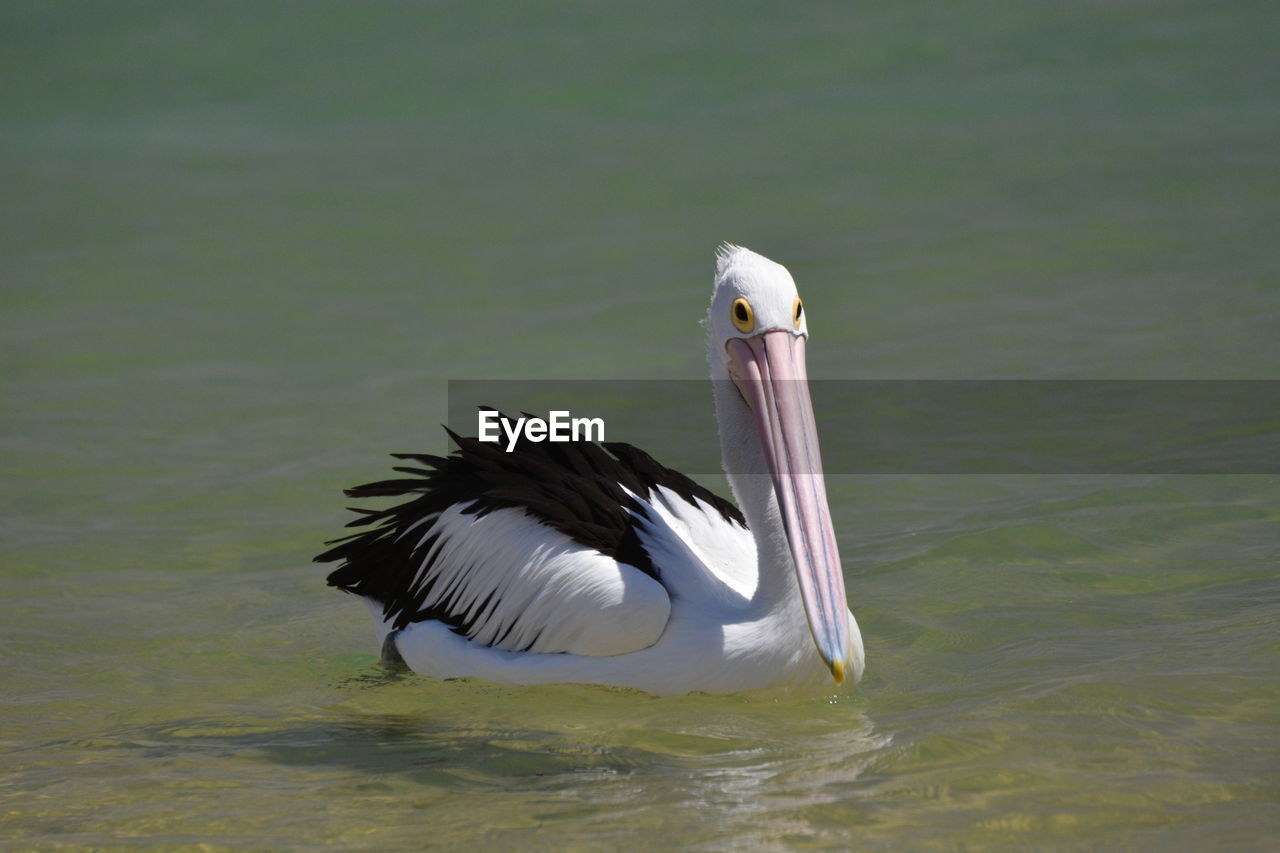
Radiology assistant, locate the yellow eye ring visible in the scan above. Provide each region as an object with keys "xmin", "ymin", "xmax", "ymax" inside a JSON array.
[
  {"xmin": 730, "ymin": 297, "xmax": 755, "ymax": 333},
  {"xmin": 793, "ymin": 297, "xmax": 804, "ymax": 329}
]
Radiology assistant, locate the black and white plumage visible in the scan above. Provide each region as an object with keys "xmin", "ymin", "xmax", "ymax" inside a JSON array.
[
  {"xmin": 320, "ymin": 430, "xmax": 744, "ymax": 656},
  {"xmin": 317, "ymin": 245, "xmax": 864, "ymax": 694}
]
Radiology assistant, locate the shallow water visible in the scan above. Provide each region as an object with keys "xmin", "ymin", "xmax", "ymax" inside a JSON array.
[{"xmin": 3, "ymin": 2, "xmax": 1278, "ymax": 850}]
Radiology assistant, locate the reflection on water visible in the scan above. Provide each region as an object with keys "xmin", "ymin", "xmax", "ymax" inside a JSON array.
[{"xmin": 8, "ymin": 677, "xmax": 889, "ymax": 847}]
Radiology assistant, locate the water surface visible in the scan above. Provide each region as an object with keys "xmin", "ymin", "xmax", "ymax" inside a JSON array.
[{"xmin": 2, "ymin": 2, "xmax": 1277, "ymax": 850}]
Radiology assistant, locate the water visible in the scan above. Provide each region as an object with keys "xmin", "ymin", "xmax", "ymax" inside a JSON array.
[{"xmin": 2, "ymin": 2, "xmax": 1277, "ymax": 849}]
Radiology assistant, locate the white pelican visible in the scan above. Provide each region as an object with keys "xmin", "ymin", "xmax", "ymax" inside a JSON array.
[{"xmin": 317, "ymin": 245, "xmax": 865, "ymax": 694}]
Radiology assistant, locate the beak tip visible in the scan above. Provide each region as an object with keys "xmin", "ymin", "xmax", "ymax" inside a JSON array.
[{"xmin": 829, "ymin": 658, "xmax": 845, "ymax": 685}]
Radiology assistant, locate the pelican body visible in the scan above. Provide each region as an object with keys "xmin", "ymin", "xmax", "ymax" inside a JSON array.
[{"xmin": 317, "ymin": 245, "xmax": 865, "ymax": 694}]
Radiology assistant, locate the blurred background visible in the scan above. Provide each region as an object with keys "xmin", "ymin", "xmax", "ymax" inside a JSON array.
[{"xmin": 2, "ymin": 2, "xmax": 1277, "ymax": 850}]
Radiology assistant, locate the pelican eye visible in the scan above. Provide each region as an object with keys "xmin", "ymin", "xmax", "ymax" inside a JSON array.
[
  {"xmin": 731, "ymin": 298, "xmax": 755, "ymax": 333},
  {"xmin": 793, "ymin": 297, "xmax": 804, "ymax": 329}
]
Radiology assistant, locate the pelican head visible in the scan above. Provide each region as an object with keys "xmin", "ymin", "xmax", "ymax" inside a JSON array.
[{"xmin": 708, "ymin": 244, "xmax": 858, "ymax": 685}]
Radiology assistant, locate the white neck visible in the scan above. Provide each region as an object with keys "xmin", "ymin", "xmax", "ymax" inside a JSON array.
[{"xmin": 708, "ymin": 354, "xmax": 801, "ymax": 610}]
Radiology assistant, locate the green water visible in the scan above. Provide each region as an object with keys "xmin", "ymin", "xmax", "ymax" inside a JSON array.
[{"xmin": 3, "ymin": 2, "xmax": 1277, "ymax": 850}]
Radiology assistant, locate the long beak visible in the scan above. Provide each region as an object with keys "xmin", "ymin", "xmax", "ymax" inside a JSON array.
[{"xmin": 726, "ymin": 331, "xmax": 852, "ymax": 683}]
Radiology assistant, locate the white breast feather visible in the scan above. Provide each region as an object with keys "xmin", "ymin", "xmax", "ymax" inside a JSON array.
[{"xmin": 629, "ymin": 485, "xmax": 758, "ymax": 602}]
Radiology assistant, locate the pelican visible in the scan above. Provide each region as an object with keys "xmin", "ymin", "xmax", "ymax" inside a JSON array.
[{"xmin": 317, "ymin": 245, "xmax": 865, "ymax": 694}]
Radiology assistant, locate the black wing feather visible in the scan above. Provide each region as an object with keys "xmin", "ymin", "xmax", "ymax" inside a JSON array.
[{"xmin": 316, "ymin": 411, "xmax": 744, "ymax": 636}]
